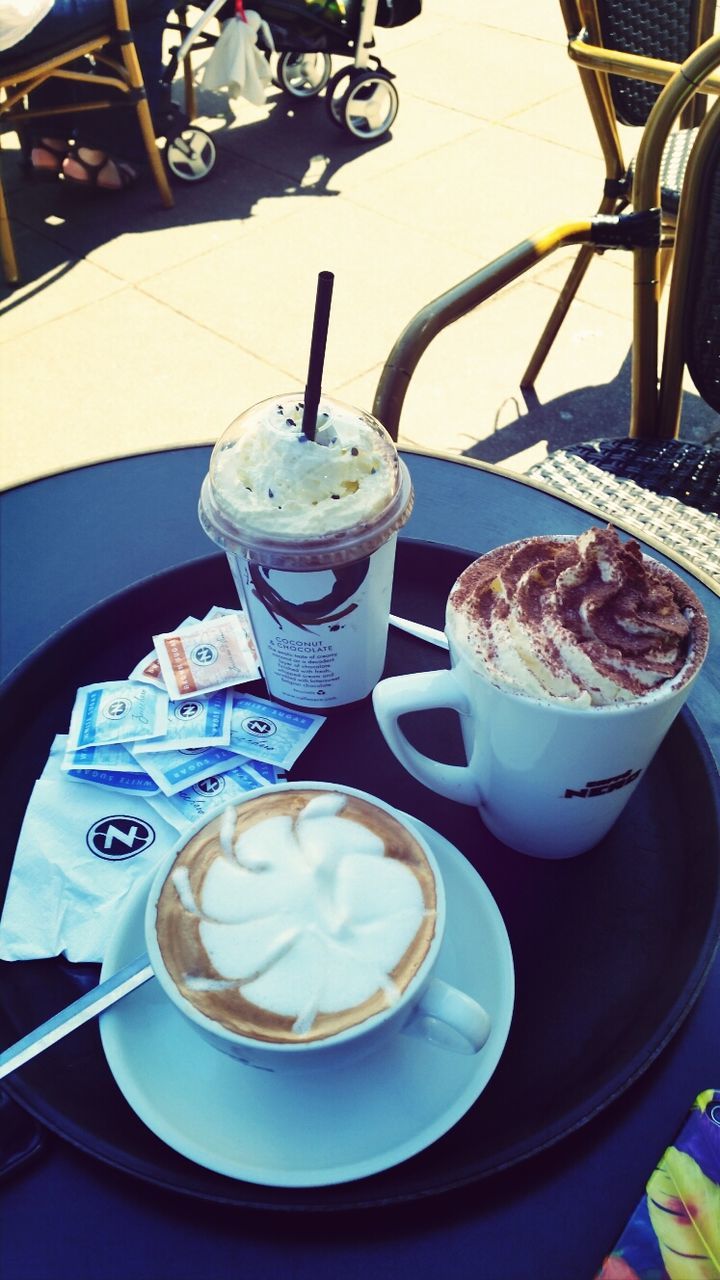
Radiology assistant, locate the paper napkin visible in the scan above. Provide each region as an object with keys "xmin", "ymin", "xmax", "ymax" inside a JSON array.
[{"xmin": 0, "ymin": 737, "xmax": 178, "ymax": 963}]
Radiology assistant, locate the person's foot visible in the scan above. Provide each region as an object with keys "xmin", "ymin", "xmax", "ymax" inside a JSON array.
[
  {"xmin": 29, "ymin": 138, "xmax": 69, "ymax": 178},
  {"xmin": 62, "ymin": 147, "xmax": 139, "ymax": 191}
]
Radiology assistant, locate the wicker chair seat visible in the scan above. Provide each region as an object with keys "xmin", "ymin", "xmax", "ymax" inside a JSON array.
[{"xmin": 527, "ymin": 441, "xmax": 720, "ymax": 581}]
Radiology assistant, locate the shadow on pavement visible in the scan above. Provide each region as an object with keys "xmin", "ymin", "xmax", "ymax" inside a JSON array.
[
  {"xmin": 462, "ymin": 354, "xmax": 720, "ymax": 464},
  {"xmin": 1, "ymin": 83, "xmax": 389, "ymax": 305}
]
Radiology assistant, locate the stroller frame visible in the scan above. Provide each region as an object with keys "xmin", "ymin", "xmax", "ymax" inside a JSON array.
[{"xmin": 161, "ymin": 0, "xmax": 407, "ymax": 177}]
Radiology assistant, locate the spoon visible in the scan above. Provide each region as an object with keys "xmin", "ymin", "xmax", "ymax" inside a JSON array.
[
  {"xmin": 389, "ymin": 615, "xmax": 448, "ymax": 649},
  {"xmin": 0, "ymin": 954, "xmax": 153, "ymax": 1081}
]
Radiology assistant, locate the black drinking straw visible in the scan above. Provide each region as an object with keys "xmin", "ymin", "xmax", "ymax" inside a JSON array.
[{"xmin": 302, "ymin": 270, "xmax": 334, "ymax": 441}]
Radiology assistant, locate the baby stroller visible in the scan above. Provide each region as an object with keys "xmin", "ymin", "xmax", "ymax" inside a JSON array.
[{"xmin": 158, "ymin": 0, "xmax": 421, "ymax": 182}]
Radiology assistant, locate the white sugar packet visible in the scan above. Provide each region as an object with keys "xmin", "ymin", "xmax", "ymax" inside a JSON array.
[
  {"xmin": 153, "ymin": 613, "xmax": 261, "ymax": 699},
  {"xmin": 226, "ymin": 693, "xmax": 325, "ymax": 769},
  {"xmin": 133, "ymin": 689, "xmax": 233, "ymax": 754},
  {"xmin": 128, "ymin": 742, "xmax": 247, "ymax": 796},
  {"xmin": 0, "ymin": 738, "xmax": 177, "ymax": 962},
  {"xmin": 146, "ymin": 759, "xmax": 279, "ymax": 830},
  {"xmin": 67, "ymin": 681, "xmax": 169, "ymax": 750},
  {"xmin": 61, "ymin": 740, "xmax": 159, "ymax": 794}
]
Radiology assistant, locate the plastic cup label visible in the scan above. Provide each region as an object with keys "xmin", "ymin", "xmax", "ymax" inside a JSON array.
[{"xmin": 228, "ymin": 538, "xmax": 397, "ymax": 708}]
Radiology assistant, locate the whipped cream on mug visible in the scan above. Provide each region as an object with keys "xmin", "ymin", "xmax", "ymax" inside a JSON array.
[
  {"xmin": 447, "ymin": 528, "xmax": 707, "ymax": 707},
  {"xmin": 154, "ymin": 789, "xmax": 437, "ymax": 1043}
]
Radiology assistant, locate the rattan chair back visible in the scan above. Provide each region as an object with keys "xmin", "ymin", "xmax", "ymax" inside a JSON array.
[{"xmin": 597, "ymin": 0, "xmax": 702, "ymax": 126}]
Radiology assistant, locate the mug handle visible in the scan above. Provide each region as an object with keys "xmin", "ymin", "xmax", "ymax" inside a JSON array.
[
  {"xmin": 402, "ymin": 978, "xmax": 491, "ymax": 1055},
  {"xmin": 372, "ymin": 670, "xmax": 479, "ymax": 806}
]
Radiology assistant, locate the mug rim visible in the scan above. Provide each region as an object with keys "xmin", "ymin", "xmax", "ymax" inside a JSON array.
[{"xmin": 144, "ymin": 780, "xmax": 446, "ymax": 1056}]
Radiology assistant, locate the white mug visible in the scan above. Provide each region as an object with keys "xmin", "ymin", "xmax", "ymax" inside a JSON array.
[
  {"xmin": 372, "ymin": 651, "xmax": 705, "ymax": 860},
  {"xmin": 144, "ymin": 783, "xmax": 491, "ymax": 1073}
]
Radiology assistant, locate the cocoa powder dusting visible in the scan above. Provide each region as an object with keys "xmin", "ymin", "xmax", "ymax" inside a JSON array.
[{"xmin": 448, "ymin": 528, "xmax": 706, "ymax": 703}]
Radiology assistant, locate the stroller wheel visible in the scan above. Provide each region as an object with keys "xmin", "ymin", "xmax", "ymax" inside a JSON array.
[
  {"xmin": 325, "ymin": 66, "xmax": 355, "ymax": 127},
  {"xmin": 165, "ymin": 127, "xmax": 217, "ymax": 183},
  {"xmin": 277, "ymin": 51, "xmax": 332, "ymax": 99},
  {"xmin": 340, "ymin": 70, "xmax": 399, "ymax": 141}
]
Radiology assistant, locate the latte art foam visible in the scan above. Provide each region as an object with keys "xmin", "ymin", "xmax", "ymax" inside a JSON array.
[{"xmin": 155, "ymin": 790, "xmax": 437, "ymax": 1043}]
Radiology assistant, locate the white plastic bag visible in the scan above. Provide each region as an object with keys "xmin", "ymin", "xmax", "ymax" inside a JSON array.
[{"xmin": 202, "ymin": 8, "xmax": 275, "ymax": 106}]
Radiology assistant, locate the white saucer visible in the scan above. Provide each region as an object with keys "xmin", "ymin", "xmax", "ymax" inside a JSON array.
[{"xmin": 99, "ymin": 817, "xmax": 514, "ymax": 1188}]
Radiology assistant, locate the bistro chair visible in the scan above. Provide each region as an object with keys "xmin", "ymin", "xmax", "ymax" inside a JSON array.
[
  {"xmin": 372, "ymin": 34, "xmax": 720, "ymax": 582},
  {"xmin": 521, "ymin": 0, "xmax": 716, "ymax": 393},
  {"xmin": 0, "ymin": 0, "xmax": 174, "ymax": 286}
]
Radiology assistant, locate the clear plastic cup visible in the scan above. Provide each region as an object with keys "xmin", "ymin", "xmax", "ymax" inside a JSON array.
[{"xmin": 199, "ymin": 394, "xmax": 414, "ymax": 709}]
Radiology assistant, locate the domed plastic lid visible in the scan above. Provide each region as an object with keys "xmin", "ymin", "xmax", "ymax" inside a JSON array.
[{"xmin": 199, "ymin": 395, "xmax": 414, "ymax": 569}]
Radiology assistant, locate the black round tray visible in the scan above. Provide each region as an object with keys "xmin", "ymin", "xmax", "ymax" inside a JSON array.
[{"xmin": 1, "ymin": 540, "xmax": 719, "ymax": 1211}]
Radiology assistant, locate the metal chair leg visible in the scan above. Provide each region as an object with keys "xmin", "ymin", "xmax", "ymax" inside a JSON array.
[
  {"xmin": 373, "ymin": 221, "xmax": 595, "ymax": 439},
  {"xmin": 134, "ymin": 93, "xmax": 174, "ymax": 208},
  {"xmin": 114, "ymin": 0, "xmax": 174, "ymax": 209},
  {"xmin": 0, "ymin": 164, "xmax": 20, "ymax": 285},
  {"xmin": 519, "ymin": 241, "xmax": 600, "ymax": 391}
]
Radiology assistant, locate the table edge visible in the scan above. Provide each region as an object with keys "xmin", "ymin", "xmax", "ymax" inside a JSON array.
[{"xmin": 2, "ymin": 443, "xmax": 717, "ymax": 597}]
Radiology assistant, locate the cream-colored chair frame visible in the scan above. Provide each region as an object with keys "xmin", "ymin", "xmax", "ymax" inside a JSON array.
[
  {"xmin": 372, "ymin": 34, "xmax": 720, "ymax": 443},
  {"xmin": 0, "ymin": 0, "xmax": 174, "ymax": 285},
  {"xmin": 521, "ymin": 0, "xmax": 716, "ymax": 392}
]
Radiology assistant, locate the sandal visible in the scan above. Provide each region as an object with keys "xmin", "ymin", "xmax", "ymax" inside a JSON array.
[
  {"xmin": 29, "ymin": 138, "xmax": 70, "ymax": 182},
  {"xmin": 62, "ymin": 148, "xmax": 139, "ymax": 193}
]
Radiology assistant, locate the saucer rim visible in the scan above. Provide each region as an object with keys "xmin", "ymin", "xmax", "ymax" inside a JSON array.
[{"xmin": 99, "ymin": 814, "xmax": 515, "ymax": 1188}]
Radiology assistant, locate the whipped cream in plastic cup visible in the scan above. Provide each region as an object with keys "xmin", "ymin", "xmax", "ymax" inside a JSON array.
[
  {"xmin": 373, "ymin": 531, "xmax": 709, "ymax": 859},
  {"xmin": 199, "ymin": 395, "xmax": 413, "ymax": 709}
]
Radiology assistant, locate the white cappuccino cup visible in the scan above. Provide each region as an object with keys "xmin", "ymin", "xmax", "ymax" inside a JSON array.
[{"xmin": 145, "ymin": 782, "xmax": 491, "ymax": 1073}]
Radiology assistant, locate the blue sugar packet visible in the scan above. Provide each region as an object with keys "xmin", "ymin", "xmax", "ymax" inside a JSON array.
[
  {"xmin": 62, "ymin": 740, "xmax": 148, "ymax": 774},
  {"xmin": 67, "ymin": 681, "xmax": 168, "ymax": 751},
  {"xmin": 129, "ymin": 743, "xmax": 247, "ymax": 796},
  {"xmin": 147, "ymin": 761, "xmax": 279, "ymax": 829},
  {"xmin": 227, "ymin": 693, "xmax": 325, "ymax": 770},
  {"xmin": 61, "ymin": 740, "xmax": 159, "ymax": 794},
  {"xmin": 243, "ymin": 759, "xmax": 282, "ymax": 786},
  {"xmin": 67, "ymin": 767, "xmax": 159, "ymax": 794},
  {"xmin": 133, "ymin": 689, "xmax": 233, "ymax": 754}
]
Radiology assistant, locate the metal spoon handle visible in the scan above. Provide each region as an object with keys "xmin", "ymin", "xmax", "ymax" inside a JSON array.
[
  {"xmin": 0, "ymin": 954, "xmax": 153, "ymax": 1081},
  {"xmin": 389, "ymin": 614, "xmax": 449, "ymax": 650}
]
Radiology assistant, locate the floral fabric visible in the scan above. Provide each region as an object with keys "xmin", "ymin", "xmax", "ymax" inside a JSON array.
[{"xmin": 597, "ymin": 1089, "xmax": 720, "ymax": 1280}]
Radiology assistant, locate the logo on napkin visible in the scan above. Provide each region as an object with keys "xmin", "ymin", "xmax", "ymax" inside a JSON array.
[{"xmin": 86, "ymin": 816, "xmax": 157, "ymax": 861}]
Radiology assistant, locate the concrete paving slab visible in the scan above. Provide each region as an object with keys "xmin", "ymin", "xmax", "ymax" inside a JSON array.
[
  {"xmin": 387, "ymin": 22, "xmax": 577, "ymax": 122},
  {"xmin": 0, "ymin": 223, "xmax": 124, "ymax": 341},
  {"xmin": 4, "ymin": 144, "xmax": 313, "ymax": 283},
  {"xmin": 0, "ymin": 288, "xmax": 288, "ymax": 487},
  {"xmin": 534, "ymin": 249, "xmax": 635, "ymax": 322},
  {"xmin": 343, "ymin": 121, "xmax": 603, "ymax": 260},
  {"xmin": 1, "ymin": 1, "xmax": 717, "ymax": 493},
  {"xmin": 429, "ymin": 0, "xmax": 564, "ymax": 43},
  {"xmin": 140, "ymin": 197, "xmax": 479, "ymax": 387},
  {"xmin": 216, "ymin": 84, "xmax": 481, "ymax": 192},
  {"xmin": 504, "ymin": 85, "xmax": 603, "ymax": 158},
  {"xmin": 368, "ymin": 277, "xmax": 636, "ymax": 455}
]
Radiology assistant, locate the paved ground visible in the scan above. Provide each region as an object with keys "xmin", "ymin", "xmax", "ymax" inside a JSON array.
[{"xmin": 1, "ymin": 0, "xmax": 718, "ymax": 489}]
